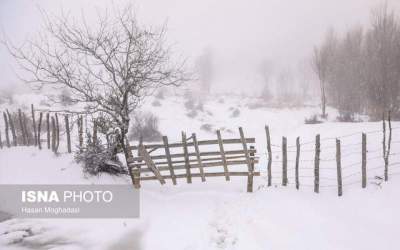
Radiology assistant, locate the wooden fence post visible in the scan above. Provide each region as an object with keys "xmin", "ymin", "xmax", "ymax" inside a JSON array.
[
  {"xmin": 282, "ymin": 136, "xmax": 288, "ymax": 186},
  {"xmin": 55, "ymin": 113, "xmax": 60, "ymax": 151},
  {"xmin": 65, "ymin": 115, "xmax": 71, "ymax": 153},
  {"xmin": 295, "ymin": 137, "xmax": 300, "ymax": 190},
  {"xmin": 51, "ymin": 117, "xmax": 56, "ymax": 153},
  {"xmin": 37, "ymin": 113, "xmax": 43, "ymax": 150},
  {"xmin": 18, "ymin": 109, "xmax": 27, "ymax": 145},
  {"xmin": 138, "ymin": 145, "xmax": 166, "ymax": 185},
  {"xmin": 385, "ymin": 111, "xmax": 392, "ymax": 181},
  {"xmin": 217, "ymin": 130, "xmax": 230, "ymax": 181},
  {"xmin": 336, "ymin": 139, "xmax": 343, "ymax": 197},
  {"xmin": 248, "ymin": 145, "xmax": 255, "ymax": 193},
  {"xmin": 314, "ymin": 134, "xmax": 320, "ymax": 193},
  {"xmin": 125, "ymin": 136, "xmax": 140, "ymax": 188},
  {"xmin": 78, "ymin": 116, "xmax": 83, "ymax": 151},
  {"xmin": 3, "ymin": 112, "xmax": 10, "ymax": 147},
  {"xmin": 22, "ymin": 112, "xmax": 31, "ymax": 145},
  {"xmin": 46, "ymin": 113, "xmax": 50, "ymax": 149},
  {"xmin": 181, "ymin": 132, "xmax": 192, "ymax": 183},
  {"xmin": 192, "ymin": 133, "xmax": 206, "ymax": 182},
  {"xmin": 7, "ymin": 110, "xmax": 17, "ymax": 146},
  {"xmin": 163, "ymin": 136, "xmax": 177, "ymax": 185},
  {"xmin": 239, "ymin": 127, "xmax": 253, "ymax": 193},
  {"xmin": 382, "ymin": 113, "xmax": 387, "ymax": 181},
  {"xmin": 362, "ymin": 133, "xmax": 367, "ymax": 188},
  {"xmin": 92, "ymin": 120, "xmax": 98, "ymax": 144},
  {"xmin": 31, "ymin": 104, "xmax": 37, "ymax": 146},
  {"xmin": 265, "ymin": 126, "xmax": 272, "ymax": 187}
]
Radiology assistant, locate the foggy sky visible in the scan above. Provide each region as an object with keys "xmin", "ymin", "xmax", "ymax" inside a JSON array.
[{"xmin": 1, "ymin": 0, "xmax": 399, "ymax": 93}]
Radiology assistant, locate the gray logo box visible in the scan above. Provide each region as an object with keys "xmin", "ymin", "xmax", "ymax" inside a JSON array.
[{"xmin": 0, "ymin": 185, "xmax": 139, "ymax": 218}]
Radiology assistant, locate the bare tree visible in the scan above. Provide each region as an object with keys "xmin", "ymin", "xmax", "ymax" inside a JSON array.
[
  {"xmin": 258, "ymin": 60, "xmax": 274, "ymax": 101},
  {"xmin": 195, "ymin": 47, "xmax": 214, "ymax": 94},
  {"xmin": 365, "ymin": 3, "xmax": 400, "ymax": 117},
  {"xmin": 312, "ymin": 29, "xmax": 337, "ymax": 118},
  {"xmin": 297, "ymin": 59, "xmax": 313, "ymax": 101},
  {"xmin": 2, "ymin": 5, "xmax": 188, "ymax": 158}
]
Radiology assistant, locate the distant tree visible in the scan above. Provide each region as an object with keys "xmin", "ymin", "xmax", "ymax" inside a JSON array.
[
  {"xmin": 276, "ymin": 68, "xmax": 295, "ymax": 102},
  {"xmin": 3, "ymin": 5, "xmax": 188, "ymax": 158},
  {"xmin": 311, "ymin": 3, "xmax": 400, "ymax": 120},
  {"xmin": 312, "ymin": 29, "xmax": 337, "ymax": 118},
  {"xmin": 365, "ymin": 3, "xmax": 400, "ymax": 117},
  {"xmin": 297, "ymin": 59, "xmax": 313, "ymax": 101},
  {"xmin": 195, "ymin": 47, "xmax": 214, "ymax": 94},
  {"xmin": 330, "ymin": 27, "xmax": 364, "ymax": 115},
  {"xmin": 258, "ymin": 60, "xmax": 274, "ymax": 101}
]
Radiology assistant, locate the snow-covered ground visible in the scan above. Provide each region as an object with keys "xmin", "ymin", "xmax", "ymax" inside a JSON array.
[{"xmin": 1, "ymin": 93, "xmax": 400, "ymax": 250}]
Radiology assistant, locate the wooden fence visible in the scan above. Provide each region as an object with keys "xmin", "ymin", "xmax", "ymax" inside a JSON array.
[
  {"xmin": 126, "ymin": 127, "xmax": 260, "ymax": 192},
  {"xmin": 1, "ymin": 105, "xmax": 399, "ymax": 195}
]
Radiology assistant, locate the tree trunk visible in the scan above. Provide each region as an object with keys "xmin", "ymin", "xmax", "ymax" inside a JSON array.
[{"xmin": 321, "ymin": 81, "xmax": 327, "ymax": 118}]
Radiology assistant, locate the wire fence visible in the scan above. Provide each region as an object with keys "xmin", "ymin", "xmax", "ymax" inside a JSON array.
[
  {"xmin": 260, "ymin": 117, "xmax": 398, "ymax": 196},
  {"xmin": 1, "ymin": 105, "xmax": 399, "ymax": 196}
]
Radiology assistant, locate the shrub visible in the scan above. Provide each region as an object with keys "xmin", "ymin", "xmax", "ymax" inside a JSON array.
[
  {"xmin": 39, "ymin": 100, "xmax": 51, "ymax": 107},
  {"xmin": 58, "ymin": 89, "xmax": 74, "ymax": 106},
  {"xmin": 129, "ymin": 112, "xmax": 162, "ymax": 142},
  {"xmin": 184, "ymin": 99, "xmax": 195, "ymax": 110},
  {"xmin": 336, "ymin": 112, "xmax": 360, "ymax": 122},
  {"xmin": 230, "ymin": 108, "xmax": 240, "ymax": 118},
  {"xmin": 187, "ymin": 109, "xmax": 198, "ymax": 118},
  {"xmin": 155, "ymin": 89, "xmax": 165, "ymax": 100},
  {"xmin": 200, "ymin": 123, "xmax": 214, "ymax": 133},
  {"xmin": 247, "ymin": 100, "xmax": 267, "ymax": 110},
  {"xmin": 304, "ymin": 115, "xmax": 323, "ymax": 124},
  {"xmin": 0, "ymin": 89, "xmax": 14, "ymax": 105},
  {"xmin": 152, "ymin": 100, "xmax": 161, "ymax": 107},
  {"xmin": 8, "ymin": 111, "xmax": 35, "ymax": 145},
  {"xmin": 75, "ymin": 137, "xmax": 125, "ymax": 176}
]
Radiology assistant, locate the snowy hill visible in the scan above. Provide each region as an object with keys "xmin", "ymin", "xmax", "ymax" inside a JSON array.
[{"xmin": 0, "ymin": 92, "xmax": 399, "ymax": 250}]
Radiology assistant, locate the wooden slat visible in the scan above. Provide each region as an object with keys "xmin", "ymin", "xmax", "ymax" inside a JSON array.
[
  {"xmin": 139, "ymin": 145, "xmax": 166, "ymax": 185},
  {"xmin": 216, "ymin": 130, "xmax": 230, "ymax": 181},
  {"xmin": 130, "ymin": 149, "xmax": 256, "ymax": 162},
  {"xmin": 192, "ymin": 133, "xmax": 205, "ymax": 182},
  {"xmin": 238, "ymin": 127, "xmax": 252, "ymax": 172},
  {"xmin": 140, "ymin": 171, "xmax": 261, "ymax": 181},
  {"xmin": 132, "ymin": 154, "xmax": 248, "ymax": 167},
  {"xmin": 182, "ymin": 132, "xmax": 192, "ymax": 183},
  {"xmin": 163, "ymin": 136, "xmax": 177, "ymax": 185},
  {"xmin": 137, "ymin": 159, "xmax": 259, "ymax": 173},
  {"xmin": 129, "ymin": 138, "xmax": 256, "ymax": 150}
]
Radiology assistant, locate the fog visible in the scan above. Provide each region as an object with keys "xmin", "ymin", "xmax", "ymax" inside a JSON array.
[{"xmin": 1, "ymin": 0, "xmax": 399, "ymax": 93}]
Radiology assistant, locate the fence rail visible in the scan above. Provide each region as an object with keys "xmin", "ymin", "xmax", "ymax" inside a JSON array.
[{"xmin": 0, "ymin": 105, "xmax": 398, "ymax": 196}]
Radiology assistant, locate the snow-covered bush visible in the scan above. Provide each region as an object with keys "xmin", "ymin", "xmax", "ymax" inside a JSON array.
[
  {"xmin": 75, "ymin": 137, "xmax": 125, "ymax": 176},
  {"xmin": 0, "ymin": 89, "xmax": 14, "ymax": 105},
  {"xmin": 58, "ymin": 89, "xmax": 74, "ymax": 106},
  {"xmin": 336, "ymin": 112, "xmax": 357, "ymax": 122},
  {"xmin": 304, "ymin": 114, "xmax": 323, "ymax": 124},
  {"xmin": 152, "ymin": 100, "xmax": 161, "ymax": 107},
  {"xmin": 200, "ymin": 123, "xmax": 214, "ymax": 133},
  {"xmin": 184, "ymin": 98, "xmax": 195, "ymax": 110},
  {"xmin": 155, "ymin": 89, "xmax": 166, "ymax": 100},
  {"xmin": 230, "ymin": 108, "xmax": 240, "ymax": 118},
  {"xmin": 187, "ymin": 109, "xmax": 198, "ymax": 118},
  {"xmin": 8, "ymin": 111, "xmax": 34, "ymax": 145},
  {"xmin": 128, "ymin": 112, "xmax": 162, "ymax": 142}
]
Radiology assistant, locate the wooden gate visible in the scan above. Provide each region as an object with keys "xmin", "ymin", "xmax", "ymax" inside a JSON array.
[{"xmin": 127, "ymin": 127, "xmax": 260, "ymax": 192}]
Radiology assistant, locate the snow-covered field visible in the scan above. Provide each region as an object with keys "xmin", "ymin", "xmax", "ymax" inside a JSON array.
[{"xmin": 1, "ymin": 93, "xmax": 399, "ymax": 250}]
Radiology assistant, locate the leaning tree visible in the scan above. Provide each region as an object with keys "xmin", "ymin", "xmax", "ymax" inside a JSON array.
[{"xmin": 3, "ymin": 6, "xmax": 188, "ymax": 159}]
